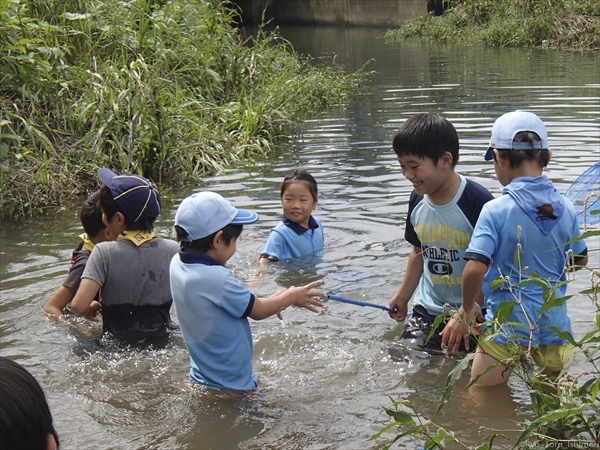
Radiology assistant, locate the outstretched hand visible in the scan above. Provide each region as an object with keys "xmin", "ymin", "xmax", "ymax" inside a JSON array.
[{"xmin": 290, "ymin": 280, "xmax": 325, "ymax": 313}]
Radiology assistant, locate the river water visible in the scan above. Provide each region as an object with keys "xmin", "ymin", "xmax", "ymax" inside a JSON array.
[{"xmin": 1, "ymin": 26, "xmax": 599, "ymax": 450}]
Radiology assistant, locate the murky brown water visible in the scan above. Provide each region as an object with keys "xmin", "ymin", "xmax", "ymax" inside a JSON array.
[{"xmin": 1, "ymin": 25, "xmax": 598, "ymax": 450}]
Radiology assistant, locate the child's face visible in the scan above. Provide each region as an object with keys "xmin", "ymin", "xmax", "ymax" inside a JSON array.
[
  {"xmin": 281, "ymin": 181, "xmax": 317, "ymax": 228},
  {"xmin": 212, "ymin": 234, "xmax": 238, "ymax": 265},
  {"xmin": 397, "ymin": 154, "xmax": 449, "ymax": 197},
  {"xmin": 491, "ymin": 150, "xmax": 511, "ymax": 186}
]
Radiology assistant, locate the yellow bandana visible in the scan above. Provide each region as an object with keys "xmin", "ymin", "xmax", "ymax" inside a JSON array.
[
  {"xmin": 79, "ymin": 233, "xmax": 95, "ymax": 252},
  {"xmin": 117, "ymin": 230, "xmax": 155, "ymax": 246}
]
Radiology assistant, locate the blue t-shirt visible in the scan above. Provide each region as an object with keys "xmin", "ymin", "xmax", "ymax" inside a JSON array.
[
  {"xmin": 169, "ymin": 251, "xmax": 258, "ymax": 391},
  {"xmin": 465, "ymin": 176, "xmax": 588, "ymax": 346},
  {"xmin": 405, "ymin": 175, "xmax": 494, "ymax": 316},
  {"xmin": 260, "ymin": 215, "xmax": 324, "ymax": 261}
]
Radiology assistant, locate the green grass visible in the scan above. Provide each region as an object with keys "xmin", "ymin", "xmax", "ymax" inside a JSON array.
[
  {"xmin": 0, "ymin": 0, "xmax": 365, "ymax": 218},
  {"xmin": 386, "ymin": 0, "xmax": 600, "ymax": 49}
]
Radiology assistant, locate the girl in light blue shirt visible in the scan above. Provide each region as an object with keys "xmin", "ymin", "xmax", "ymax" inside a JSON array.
[{"xmin": 259, "ymin": 170, "xmax": 324, "ymax": 264}]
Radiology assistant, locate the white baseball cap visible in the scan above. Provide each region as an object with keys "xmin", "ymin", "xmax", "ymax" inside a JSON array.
[
  {"xmin": 485, "ymin": 110, "xmax": 549, "ymax": 160},
  {"xmin": 174, "ymin": 191, "xmax": 258, "ymax": 241}
]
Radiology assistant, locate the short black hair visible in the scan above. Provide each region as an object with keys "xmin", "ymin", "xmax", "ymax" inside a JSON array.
[
  {"xmin": 175, "ymin": 224, "xmax": 243, "ymax": 253},
  {"xmin": 80, "ymin": 190, "xmax": 106, "ymax": 238},
  {"xmin": 493, "ymin": 131, "xmax": 550, "ymax": 168},
  {"xmin": 280, "ymin": 170, "xmax": 318, "ymax": 201},
  {"xmin": 0, "ymin": 357, "xmax": 60, "ymax": 450},
  {"xmin": 99, "ymin": 185, "xmax": 155, "ymax": 232},
  {"xmin": 392, "ymin": 113, "xmax": 459, "ymax": 167}
]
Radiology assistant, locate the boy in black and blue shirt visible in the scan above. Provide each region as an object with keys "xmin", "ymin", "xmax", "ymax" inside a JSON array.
[{"xmin": 388, "ymin": 113, "xmax": 494, "ymax": 353}]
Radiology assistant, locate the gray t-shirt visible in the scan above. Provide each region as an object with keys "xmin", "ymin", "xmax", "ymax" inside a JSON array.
[{"xmin": 83, "ymin": 237, "xmax": 179, "ymax": 336}]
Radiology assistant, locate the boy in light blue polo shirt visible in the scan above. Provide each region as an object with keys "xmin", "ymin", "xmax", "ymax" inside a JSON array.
[
  {"xmin": 170, "ymin": 191, "xmax": 325, "ymax": 391},
  {"xmin": 441, "ymin": 111, "xmax": 588, "ymax": 387}
]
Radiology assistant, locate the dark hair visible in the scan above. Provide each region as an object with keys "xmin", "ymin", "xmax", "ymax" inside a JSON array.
[
  {"xmin": 492, "ymin": 131, "xmax": 550, "ymax": 168},
  {"xmin": 280, "ymin": 170, "xmax": 318, "ymax": 201},
  {"xmin": 175, "ymin": 224, "xmax": 243, "ymax": 253},
  {"xmin": 99, "ymin": 185, "xmax": 155, "ymax": 232},
  {"xmin": 80, "ymin": 190, "xmax": 106, "ymax": 238},
  {"xmin": 0, "ymin": 357, "xmax": 60, "ymax": 450},
  {"xmin": 392, "ymin": 113, "xmax": 459, "ymax": 167}
]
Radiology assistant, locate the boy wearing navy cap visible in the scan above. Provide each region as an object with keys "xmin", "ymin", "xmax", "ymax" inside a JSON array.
[
  {"xmin": 170, "ymin": 191, "xmax": 325, "ymax": 391},
  {"xmin": 71, "ymin": 169, "xmax": 179, "ymax": 339},
  {"xmin": 441, "ymin": 111, "xmax": 588, "ymax": 387}
]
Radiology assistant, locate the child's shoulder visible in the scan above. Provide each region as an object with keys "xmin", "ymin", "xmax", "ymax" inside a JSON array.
[{"xmin": 463, "ymin": 177, "xmax": 494, "ymax": 200}]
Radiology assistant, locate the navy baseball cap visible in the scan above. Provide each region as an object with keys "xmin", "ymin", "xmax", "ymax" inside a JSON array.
[
  {"xmin": 175, "ymin": 191, "xmax": 259, "ymax": 241},
  {"xmin": 98, "ymin": 168, "xmax": 161, "ymax": 222},
  {"xmin": 485, "ymin": 110, "xmax": 549, "ymax": 160}
]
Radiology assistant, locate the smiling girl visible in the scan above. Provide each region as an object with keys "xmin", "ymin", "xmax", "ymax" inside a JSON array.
[{"xmin": 259, "ymin": 170, "xmax": 324, "ymax": 264}]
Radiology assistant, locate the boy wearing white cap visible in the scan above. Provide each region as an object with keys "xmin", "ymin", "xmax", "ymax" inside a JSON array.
[
  {"xmin": 71, "ymin": 169, "xmax": 179, "ymax": 340},
  {"xmin": 170, "ymin": 191, "xmax": 325, "ymax": 391},
  {"xmin": 441, "ymin": 111, "xmax": 588, "ymax": 386}
]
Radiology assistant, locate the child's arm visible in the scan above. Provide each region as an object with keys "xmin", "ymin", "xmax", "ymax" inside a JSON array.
[
  {"xmin": 440, "ymin": 259, "xmax": 487, "ymax": 354},
  {"xmin": 43, "ymin": 286, "xmax": 76, "ymax": 319},
  {"xmin": 71, "ymin": 278, "xmax": 102, "ymax": 321},
  {"xmin": 249, "ymin": 280, "xmax": 324, "ymax": 320},
  {"xmin": 388, "ymin": 246, "xmax": 423, "ymax": 322}
]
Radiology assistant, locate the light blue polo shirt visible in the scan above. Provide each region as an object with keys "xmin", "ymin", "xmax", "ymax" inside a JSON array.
[
  {"xmin": 260, "ymin": 215, "xmax": 324, "ymax": 261},
  {"xmin": 169, "ymin": 251, "xmax": 258, "ymax": 391},
  {"xmin": 465, "ymin": 176, "xmax": 587, "ymax": 347}
]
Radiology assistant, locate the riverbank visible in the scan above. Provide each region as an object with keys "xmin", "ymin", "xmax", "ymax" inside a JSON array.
[
  {"xmin": 0, "ymin": 0, "xmax": 364, "ymax": 219},
  {"xmin": 386, "ymin": 0, "xmax": 600, "ymax": 50}
]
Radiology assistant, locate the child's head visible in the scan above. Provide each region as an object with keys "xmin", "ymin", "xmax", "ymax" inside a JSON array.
[
  {"xmin": 98, "ymin": 169, "xmax": 161, "ymax": 233},
  {"xmin": 80, "ymin": 190, "xmax": 111, "ymax": 242},
  {"xmin": 0, "ymin": 357, "xmax": 60, "ymax": 450},
  {"xmin": 485, "ymin": 110, "xmax": 550, "ymax": 169},
  {"xmin": 174, "ymin": 191, "xmax": 258, "ymax": 256},
  {"xmin": 392, "ymin": 113, "xmax": 459, "ymax": 167},
  {"xmin": 279, "ymin": 170, "xmax": 318, "ymax": 228},
  {"xmin": 280, "ymin": 170, "xmax": 318, "ymax": 202}
]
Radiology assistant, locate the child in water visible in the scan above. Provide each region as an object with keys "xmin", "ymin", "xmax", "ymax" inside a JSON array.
[
  {"xmin": 44, "ymin": 190, "xmax": 113, "ymax": 319},
  {"xmin": 259, "ymin": 170, "xmax": 324, "ymax": 264}
]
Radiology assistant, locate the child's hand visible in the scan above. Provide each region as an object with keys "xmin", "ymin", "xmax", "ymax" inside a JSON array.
[
  {"xmin": 291, "ymin": 280, "xmax": 325, "ymax": 313},
  {"xmin": 440, "ymin": 304, "xmax": 480, "ymax": 354},
  {"xmin": 86, "ymin": 301, "xmax": 102, "ymax": 322}
]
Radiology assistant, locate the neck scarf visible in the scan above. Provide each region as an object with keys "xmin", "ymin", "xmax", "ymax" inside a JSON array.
[
  {"xmin": 117, "ymin": 230, "xmax": 156, "ymax": 246},
  {"xmin": 79, "ymin": 233, "xmax": 95, "ymax": 252}
]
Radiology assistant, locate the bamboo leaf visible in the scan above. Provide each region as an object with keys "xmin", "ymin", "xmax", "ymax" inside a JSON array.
[
  {"xmin": 435, "ymin": 353, "xmax": 474, "ymax": 418},
  {"xmin": 539, "ymin": 294, "xmax": 572, "ymax": 315}
]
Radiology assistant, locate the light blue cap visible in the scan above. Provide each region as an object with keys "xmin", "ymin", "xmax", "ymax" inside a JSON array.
[
  {"xmin": 485, "ymin": 110, "xmax": 549, "ymax": 160},
  {"xmin": 174, "ymin": 191, "xmax": 258, "ymax": 241}
]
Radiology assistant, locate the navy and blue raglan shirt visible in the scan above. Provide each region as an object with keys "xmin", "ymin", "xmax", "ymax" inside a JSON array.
[{"xmin": 406, "ymin": 175, "xmax": 494, "ymax": 316}]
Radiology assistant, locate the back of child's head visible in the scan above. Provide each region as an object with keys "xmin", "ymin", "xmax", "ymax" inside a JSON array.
[
  {"xmin": 98, "ymin": 169, "xmax": 161, "ymax": 232},
  {"xmin": 392, "ymin": 113, "xmax": 459, "ymax": 167},
  {"xmin": 280, "ymin": 170, "xmax": 318, "ymax": 201},
  {"xmin": 80, "ymin": 190, "xmax": 105, "ymax": 238},
  {"xmin": 485, "ymin": 110, "xmax": 550, "ymax": 169},
  {"xmin": 174, "ymin": 191, "xmax": 258, "ymax": 251},
  {"xmin": 0, "ymin": 357, "xmax": 60, "ymax": 450}
]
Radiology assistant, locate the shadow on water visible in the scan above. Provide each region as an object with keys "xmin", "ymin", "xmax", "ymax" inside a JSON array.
[{"xmin": 1, "ymin": 24, "xmax": 598, "ymax": 450}]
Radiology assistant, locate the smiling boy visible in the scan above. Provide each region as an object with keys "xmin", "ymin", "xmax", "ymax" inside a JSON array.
[{"xmin": 388, "ymin": 113, "xmax": 494, "ymax": 353}]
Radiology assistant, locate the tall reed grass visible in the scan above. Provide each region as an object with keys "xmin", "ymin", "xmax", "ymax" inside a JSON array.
[{"xmin": 0, "ymin": 0, "xmax": 363, "ymax": 218}]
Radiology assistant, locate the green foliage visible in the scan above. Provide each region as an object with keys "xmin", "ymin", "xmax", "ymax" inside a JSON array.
[
  {"xmin": 373, "ymin": 229, "xmax": 600, "ymax": 448},
  {"xmin": 385, "ymin": 0, "xmax": 600, "ymax": 49},
  {"xmin": 0, "ymin": 0, "xmax": 365, "ymax": 218}
]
